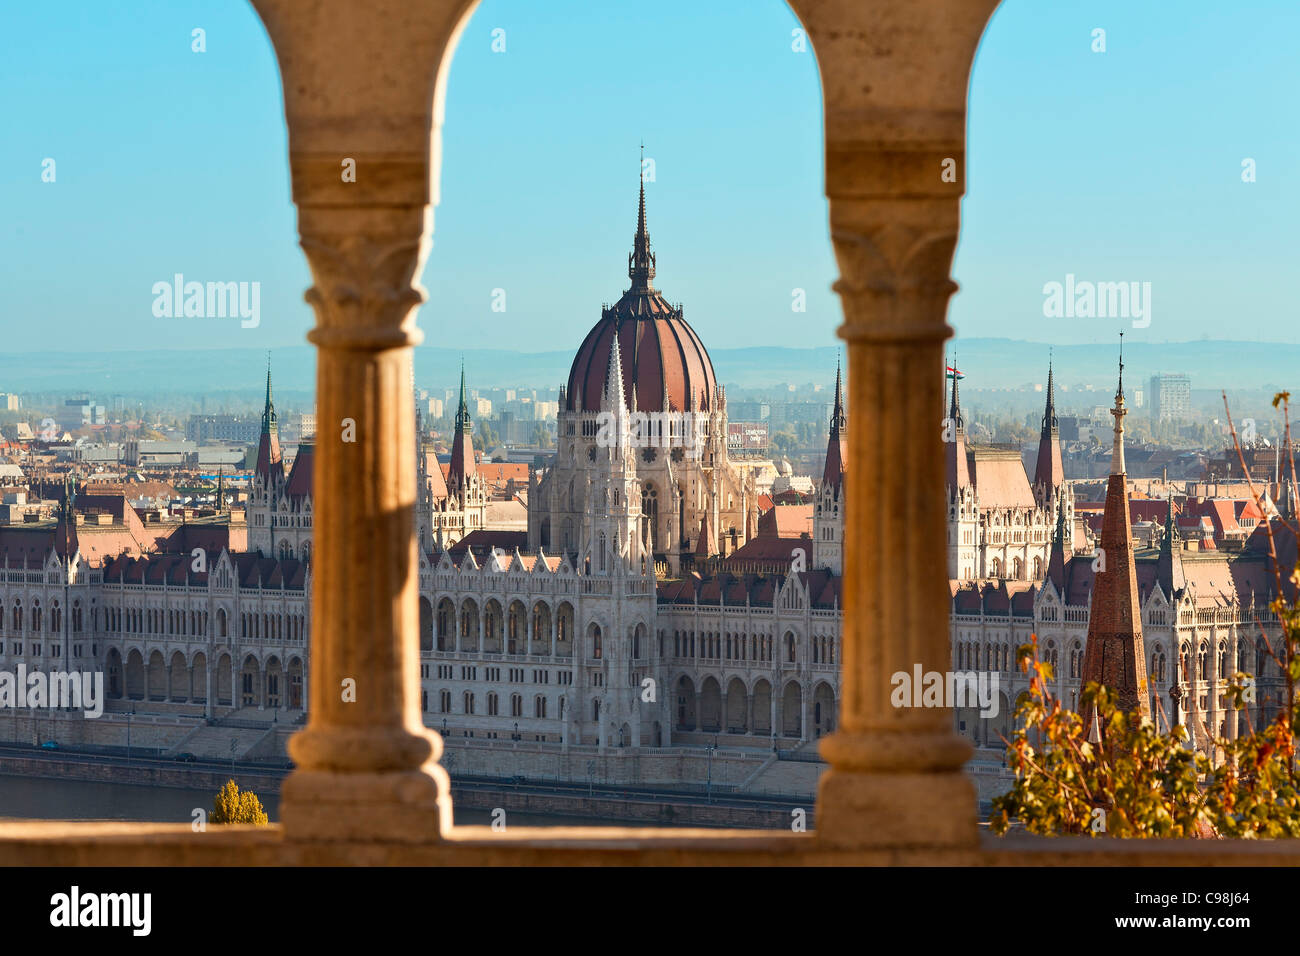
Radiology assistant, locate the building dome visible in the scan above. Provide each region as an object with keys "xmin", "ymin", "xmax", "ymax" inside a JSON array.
[{"xmin": 566, "ymin": 181, "xmax": 717, "ymax": 414}]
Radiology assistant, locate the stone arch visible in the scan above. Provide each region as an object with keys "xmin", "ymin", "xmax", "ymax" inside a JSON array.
[
  {"xmin": 147, "ymin": 650, "xmax": 166, "ymax": 701},
  {"xmin": 555, "ymin": 602, "xmax": 574, "ymax": 657},
  {"xmin": 191, "ymin": 651, "xmax": 208, "ymax": 704},
  {"xmin": 241, "ymin": 654, "xmax": 262, "ymax": 707},
  {"xmin": 632, "ymin": 621, "xmax": 646, "ymax": 660},
  {"xmin": 587, "ymin": 621, "xmax": 602, "ymax": 660},
  {"xmin": 106, "ymin": 647, "xmax": 123, "ymax": 699},
  {"xmin": 168, "ymin": 651, "xmax": 188, "ymax": 703},
  {"xmin": 483, "ymin": 599, "xmax": 503, "ymax": 653},
  {"xmin": 418, "ymin": 596, "xmax": 434, "ymax": 652},
  {"xmin": 675, "ymin": 675, "xmax": 697, "ymax": 731},
  {"xmin": 725, "ymin": 676, "xmax": 748, "ymax": 733},
  {"xmin": 436, "ymin": 597, "xmax": 455, "ymax": 651},
  {"xmin": 288, "ymin": 656, "xmax": 305, "ymax": 709},
  {"xmin": 217, "ymin": 607, "xmax": 229, "ymax": 640},
  {"xmin": 530, "ymin": 600, "xmax": 551, "ymax": 654},
  {"xmin": 459, "ymin": 597, "xmax": 479, "ymax": 652},
  {"xmin": 812, "ymin": 681, "xmax": 836, "ymax": 737},
  {"xmin": 265, "ymin": 655, "xmax": 284, "ymax": 708},
  {"xmin": 507, "ymin": 600, "xmax": 527, "ymax": 654},
  {"xmin": 125, "ymin": 649, "xmax": 145, "ymax": 700},
  {"xmin": 215, "ymin": 652, "xmax": 233, "ymax": 706},
  {"xmin": 782, "ymin": 681, "xmax": 802, "ymax": 738},
  {"xmin": 700, "ymin": 676, "xmax": 722, "ymax": 732},
  {"xmin": 752, "ymin": 679, "xmax": 773, "ymax": 735}
]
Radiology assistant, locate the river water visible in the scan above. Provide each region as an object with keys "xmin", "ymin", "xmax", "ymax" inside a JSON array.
[{"xmin": 0, "ymin": 774, "xmax": 649, "ymax": 828}]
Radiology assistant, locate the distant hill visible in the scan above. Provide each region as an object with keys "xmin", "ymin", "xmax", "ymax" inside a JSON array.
[{"xmin": 0, "ymin": 339, "xmax": 1293, "ymax": 397}]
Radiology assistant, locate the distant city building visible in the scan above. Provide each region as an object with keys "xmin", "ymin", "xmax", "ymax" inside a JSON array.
[
  {"xmin": 58, "ymin": 398, "xmax": 105, "ymax": 429},
  {"xmin": 729, "ymin": 401, "xmax": 770, "ymax": 421},
  {"xmin": 1148, "ymin": 373, "xmax": 1191, "ymax": 422},
  {"xmin": 186, "ymin": 414, "xmax": 260, "ymax": 444},
  {"xmin": 0, "ymin": 394, "xmax": 20, "ymax": 412}
]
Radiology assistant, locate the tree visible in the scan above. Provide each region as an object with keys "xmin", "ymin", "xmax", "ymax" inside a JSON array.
[
  {"xmin": 212, "ymin": 779, "xmax": 270, "ymax": 825},
  {"xmin": 991, "ymin": 392, "xmax": 1300, "ymax": 838},
  {"xmin": 770, "ymin": 427, "xmax": 797, "ymax": 456}
]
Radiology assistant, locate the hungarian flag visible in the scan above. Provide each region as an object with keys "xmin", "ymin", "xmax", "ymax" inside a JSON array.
[{"xmin": 946, "ymin": 365, "xmax": 964, "ymax": 380}]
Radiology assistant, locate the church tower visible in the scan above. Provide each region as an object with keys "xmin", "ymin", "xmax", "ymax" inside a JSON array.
[
  {"xmin": 814, "ymin": 361, "xmax": 846, "ymax": 574},
  {"xmin": 1032, "ymin": 355, "xmax": 1073, "ymax": 573},
  {"xmin": 1080, "ymin": 338, "xmax": 1151, "ymax": 731},
  {"xmin": 249, "ymin": 357, "xmax": 285, "ymax": 555},
  {"xmin": 945, "ymin": 362, "xmax": 977, "ymax": 580}
]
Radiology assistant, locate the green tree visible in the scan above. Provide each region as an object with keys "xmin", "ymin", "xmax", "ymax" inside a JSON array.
[{"xmin": 212, "ymin": 779, "xmax": 270, "ymax": 825}]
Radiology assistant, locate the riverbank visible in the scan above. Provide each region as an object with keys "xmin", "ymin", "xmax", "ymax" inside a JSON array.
[{"xmin": 0, "ymin": 748, "xmax": 805, "ymax": 829}]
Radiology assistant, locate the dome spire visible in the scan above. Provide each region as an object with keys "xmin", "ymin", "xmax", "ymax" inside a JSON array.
[{"xmin": 628, "ymin": 142, "xmax": 656, "ymax": 292}]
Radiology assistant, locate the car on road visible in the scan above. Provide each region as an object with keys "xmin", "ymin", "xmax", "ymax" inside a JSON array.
[
  {"xmin": 40, "ymin": 741, "xmax": 58, "ymax": 750},
  {"xmin": 174, "ymin": 752, "xmax": 198, "ymax": 763}
]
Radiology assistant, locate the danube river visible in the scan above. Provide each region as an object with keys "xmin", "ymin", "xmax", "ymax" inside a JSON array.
[{"xmin": 0, "ymin": 774, "xmax": 643, "ymax": 828}]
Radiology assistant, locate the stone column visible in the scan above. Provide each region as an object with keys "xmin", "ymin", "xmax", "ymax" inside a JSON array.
[
  {"xmin": 277, "ymin": 184, "xmax": 450, "ymax": 837},
  {"xmin": 251, "ymin": 0, "xmax": 468, "ymax": 843},
  {"xmin": 790, "ymin": 0, "xmax": 1000, "ymax": 849}
]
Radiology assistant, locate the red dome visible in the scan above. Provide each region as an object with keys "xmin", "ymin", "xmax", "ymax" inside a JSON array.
[
  {"xmin": 566, "ymin": 180, "xmax": 717, "ymax": 413},
  {"xmin": 567, "ymin": 304, "xmax": 716, "ymax": 414}
]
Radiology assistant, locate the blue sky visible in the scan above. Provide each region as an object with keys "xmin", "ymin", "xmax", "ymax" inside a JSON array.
[{"xmin": 2, "ymin": 0, "xmax": 1296, "ymax": 365}]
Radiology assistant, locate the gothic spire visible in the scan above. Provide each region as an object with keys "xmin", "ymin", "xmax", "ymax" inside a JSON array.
[
  {"xmin": 255, "ymin": 355, "xmax": 284, "ymax": 484},
  {"xmin": 1034, "ymin": 351, "xmax": 1065, "ymax": 493},
  {"xmin": 1080, "ymin": 331, "xmax": 1150, "ymax": 731},
  {"xmin": 628, "ymin": 146, "xmax": 656, "ymax": 292},
  {"xmin": 830, "ymin": 359, "xmax": 847, "ymax": 438},
  {"xmin": 823, "ymin": 361, "xmax": 847, "ymax": 495},
  {"xmin": 261, "ymin": 352, "xmax": 277, "ymax": 435},
  {"xmin": 948, "ymin": 354, "xmax": 964, "ymax": 430},
  {"xmin": 455, "ymin": 360, "xmax": 472, "ymax": 435},
  {"xmin": 1157, "ymin": 489, "xmax": 1185, "ymax": 596},
  {"xmin": 602, "ymin": 324, "xmax": 627, "ymax": 412},
  {"xmin": 449, "ymin": 361, "xmax": 476, "ymax": 492},
  {"xmin": 1110, "ymin": 334, "xmax": 1128, "ymax": 476},
  {"xmin": 1041, "ymin": 351, "xmax": 1058, "ymax": 437}
]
